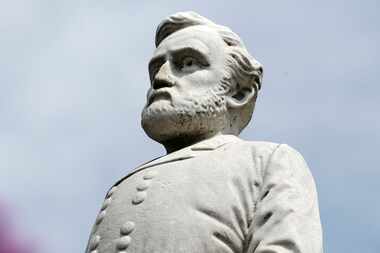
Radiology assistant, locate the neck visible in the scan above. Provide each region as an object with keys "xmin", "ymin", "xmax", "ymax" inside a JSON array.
[{"xmin": 162, "ymin": 132, "xmax": 221, "ymax": 154}]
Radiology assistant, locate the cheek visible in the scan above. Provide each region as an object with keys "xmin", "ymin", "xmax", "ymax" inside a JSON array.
[{"xmin": 178, "ymin": 69, "xmax": 223, "ymax": 91}]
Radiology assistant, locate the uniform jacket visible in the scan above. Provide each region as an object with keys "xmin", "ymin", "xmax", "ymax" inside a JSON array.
[{"xmin": 85, "ymin": 134, "xmax": 323, "ymax": 253}]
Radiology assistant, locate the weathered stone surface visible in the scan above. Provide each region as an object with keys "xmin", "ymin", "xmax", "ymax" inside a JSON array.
[{"xmin": 85, "ymin": 11, "xmax": 323, "ymax": 253}]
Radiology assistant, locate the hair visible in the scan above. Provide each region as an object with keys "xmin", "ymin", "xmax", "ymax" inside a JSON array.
[{"xmin": 155, "ymin": 11, "xmax": 263, "ymax": 132}]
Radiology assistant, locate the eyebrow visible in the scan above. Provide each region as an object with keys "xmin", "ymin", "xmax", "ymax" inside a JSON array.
[
  {"xmin": 171, "ymin": 47, "xmax": 210, "ymax": 64},
  {"xmin": 149, "ymin": 46, "xmax": 210, "ymax": 71}
]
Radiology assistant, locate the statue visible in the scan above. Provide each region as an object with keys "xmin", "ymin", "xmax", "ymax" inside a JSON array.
[{"xmin": 85, "ymin": 12, "xmax": 323, "ymax": 253}]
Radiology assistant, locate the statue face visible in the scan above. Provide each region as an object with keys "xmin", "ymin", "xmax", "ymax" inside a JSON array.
[{"xmin": 141, "ymin": 25, "xmax": 229, "ymax": 145}]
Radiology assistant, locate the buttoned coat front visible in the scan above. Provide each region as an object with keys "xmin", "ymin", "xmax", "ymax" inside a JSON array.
[{"xmin": 85, "ymin": 135, "xmax": 323, "ymax": 253}]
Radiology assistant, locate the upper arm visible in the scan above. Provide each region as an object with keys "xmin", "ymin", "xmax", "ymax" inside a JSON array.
[{"xmin": 246, "ymin": 144, "xmax": 323, "ymax": 253}]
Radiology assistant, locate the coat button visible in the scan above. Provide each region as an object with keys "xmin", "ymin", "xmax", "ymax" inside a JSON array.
[
  {"xmin": 116, "ymin": 236, "xmax": 131, "ymax": 250},
  {"xmin": 143, "ymin": 171, "xmax": 157, "ymax": 180},
  {"xmin": 120, "ymin": 221, "xmax": 135, "ymax": 235},
  {"xmin": 101, "ymin": 198, "xmax": 112, "ymax": 210},
  {"xmin": 106, "ymin": 186, "xmax": 118, "ymax": 198},
  {"xmin": 96, "ymin": 210, "xmax": 106, "ymax": 225},
  {"xmin": 132, "ymin": 191, "xmax": 147, "ymax": 205},
  {"xmin": 136, "ymin": 181, "xmax": 150, "ymax": 191},
  {"xmin": 89, "ymin": 235, "xmax": 100, "ymax": 250}
]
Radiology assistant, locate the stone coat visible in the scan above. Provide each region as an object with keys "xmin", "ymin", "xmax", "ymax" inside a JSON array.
[{"xmin": 85, "ymin": 135, "xmax": 323, "ymax": 253}]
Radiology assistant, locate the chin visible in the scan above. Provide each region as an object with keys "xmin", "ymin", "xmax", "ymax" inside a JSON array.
[
  {"xmin": 141, "ymin": 114, "xmax": 171, "ymax": 144},
  {"xmin": 141, "ymin": 105, "xmax": 195, "ymax": 143},
  {"xmin": 141, "ymin": 90, "xmax": 230, "ymax": 144},
  {"xmin": 141, "ymin": 107, "xmax": 228, "ymax": 146}
]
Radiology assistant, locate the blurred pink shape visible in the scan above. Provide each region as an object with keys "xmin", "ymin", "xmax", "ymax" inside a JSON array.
[{"xmin": 0, "ymin": 202, "xmax": 35, "ymax": 253}]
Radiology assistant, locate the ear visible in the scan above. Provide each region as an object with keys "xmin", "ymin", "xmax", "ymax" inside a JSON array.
[{"xmin": 226, "ymin": 84, "xmax": 256, "ymax": 109}]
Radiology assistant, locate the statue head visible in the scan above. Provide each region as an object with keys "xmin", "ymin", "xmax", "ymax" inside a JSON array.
[{"xmin": 141, "ymin": 11, "xmax": 263, "ymax": 152}]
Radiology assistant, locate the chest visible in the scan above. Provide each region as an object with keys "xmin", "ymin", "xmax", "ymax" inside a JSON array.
[{"xmin": 87, "ymin": 149, "xmax": 261, "ymax": 253}]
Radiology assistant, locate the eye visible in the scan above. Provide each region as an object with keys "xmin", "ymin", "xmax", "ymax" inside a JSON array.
[
  {"xmin": 183, "ymin": 57, "xmax": 195, "ymax": 67},
  {"xmin": 178, "ymin": 56, "xmax": 200, "ymax": 72}
]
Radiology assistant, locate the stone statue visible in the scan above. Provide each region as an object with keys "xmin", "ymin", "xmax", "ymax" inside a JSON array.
[{"xmin": 85, "ymin": 12, "xmax": 323, "ymax": 253}]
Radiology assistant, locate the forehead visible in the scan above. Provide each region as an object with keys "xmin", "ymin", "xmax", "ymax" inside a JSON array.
[{"xmin": 154, "ymin": 25, "xmax": 225, "ymax": 57}]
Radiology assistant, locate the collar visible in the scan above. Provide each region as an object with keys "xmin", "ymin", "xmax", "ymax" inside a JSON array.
[
  {"xmin": 112, "ymin": 134, "xmax": 241, "ymax": 188},
  {"xmin": 138, "ymin": 134, "xmax": 241, "ymax": 170}
]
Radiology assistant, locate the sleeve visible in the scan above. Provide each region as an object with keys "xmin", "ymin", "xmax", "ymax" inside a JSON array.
[{"xmin": 246, "ymin": 144, "xmax": 323, "ymax": 253}]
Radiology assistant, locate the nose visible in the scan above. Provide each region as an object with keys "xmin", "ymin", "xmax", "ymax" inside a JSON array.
[{"xmin": 152, "ymin": 61, "xmax": 175, "ymax": 90}]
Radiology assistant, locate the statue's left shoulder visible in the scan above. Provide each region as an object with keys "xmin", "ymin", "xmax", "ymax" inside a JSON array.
[
  {"xmin": 236, "ymin": 139, "xmax": 281, "ymax": 159},
  {"xmin": 235, "ymin": 140, "xmax": 315, "ymax": 185},
  {"xmin": 240, "ymin": 140, "xmax": 309, "ymax": 166}
]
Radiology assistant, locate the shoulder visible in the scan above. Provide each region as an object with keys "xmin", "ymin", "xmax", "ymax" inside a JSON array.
[
  {"xmin": 230, "ymin": 138, "xmax": 281, "ymax": 159},
  {"xmin": 248, "ymin": 142, "xmax": 317, "ymax": 195},
  {"xmin": 238, "ymin": 139, "xmax": 306, "ymax": 162},
  {"xmin": 244, "ymin": 140, "xmax": 281, "ymax": 155},
  {"xmin": 234, "ymin": 139, "xmax": 313, "ymax": 179}
]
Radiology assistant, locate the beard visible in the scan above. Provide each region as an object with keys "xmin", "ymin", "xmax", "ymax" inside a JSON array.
[{"xmin": 141, "ymin": 85, "xmax": 229, "ymax": 145}]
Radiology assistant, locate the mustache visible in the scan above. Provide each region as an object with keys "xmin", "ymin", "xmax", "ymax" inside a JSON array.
[
  {"xmin": 145, "ymin": 78, "xmax": 176, "ymax": 106},
  {"xmin": 152, "ymin": 78, "xmax": 175, "ymax": 90},
  {"xmin": 147, "ymin": 88, "xmax": 172, "ymax": 106}
]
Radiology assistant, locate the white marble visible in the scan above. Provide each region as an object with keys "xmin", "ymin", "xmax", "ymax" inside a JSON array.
[{"xmin": 85, "ymin": 11, "xmax": 323, "ymax": 253}]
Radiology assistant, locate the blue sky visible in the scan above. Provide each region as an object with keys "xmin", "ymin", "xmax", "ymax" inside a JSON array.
[{"xmin": 0, "ymin": 1, "xmax": 379, "ymax": 252}]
